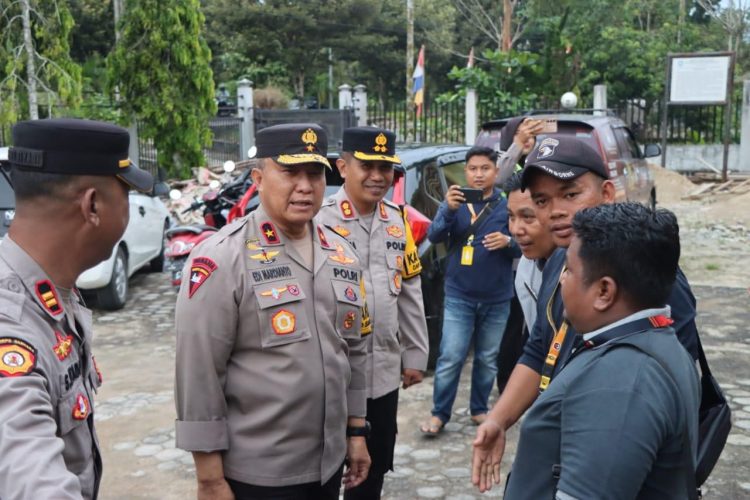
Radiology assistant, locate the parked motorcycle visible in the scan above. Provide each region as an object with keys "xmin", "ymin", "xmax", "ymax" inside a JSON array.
[{"xmin": 165, "ymin": 162, "xmax": 255, "ymax": 287}]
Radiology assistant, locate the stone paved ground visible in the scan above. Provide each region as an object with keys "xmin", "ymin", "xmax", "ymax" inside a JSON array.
[{"xmin": 91, "ymin": 272, "xmax": 750, "ymax": 499}]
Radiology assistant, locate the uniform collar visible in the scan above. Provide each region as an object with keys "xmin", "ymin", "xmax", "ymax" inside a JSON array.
[
  {"xmin": 332, "ymin": 186, "xmax": 390, "ymax": 222},
  {"xmin": 0, "ymin": 236, "xmax": 67, "ymax": 320},
  {"xmin": 582, "ymin": 307, "xmax": 671, "ymax": 343}
]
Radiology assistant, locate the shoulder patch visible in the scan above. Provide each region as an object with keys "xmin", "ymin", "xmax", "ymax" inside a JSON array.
[
  {"xmin": 340, "ymin": 200, "xmax": 356, "ymax": 220},
  {"xmin": 188, "ymin": 257, "xmax": 218, "ymax": 298},
  {"xmin": 35, "ymin": 280, "xmax": 63, "ymax": 317},
  {"xmin": 0, "ymin": 337, "xmax": 37, "ymax": 377},
  {"xmin": 378, "ymin": 202, "xmax": 389, "ymax": 221}
]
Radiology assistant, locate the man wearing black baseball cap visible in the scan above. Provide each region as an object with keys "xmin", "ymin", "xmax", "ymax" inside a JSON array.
[
  {"xmin": 175, "ymin": 123, "xmax": 372, "ymax": 499},
  {"xmin": 472, "ymin": 135, "xmax": 702, "ymax": 494},
  {"xmin": 0, "ymin": 118, "xmax": 153, "ymax": 499}
]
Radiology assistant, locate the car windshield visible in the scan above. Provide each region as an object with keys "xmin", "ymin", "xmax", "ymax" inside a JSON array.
[{"xmin": 0, "ymin": 171, "xmax": 14, "ymax": 209}]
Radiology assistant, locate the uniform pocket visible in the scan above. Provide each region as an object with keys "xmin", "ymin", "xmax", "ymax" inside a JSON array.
[
  {"xmin": 253, "ymin": 284, "xmax": 311, "ymax": 349},
  {"xmin": 331, "ymin": 279, "xmax": 364, "ymax": 339},
  {"xmin": 385, "ymin": 256, "xmax": 404, "ymax": 297},
  {"xmin": 57, "ymin": 379, "xmax": 91, "ymax": 435}
]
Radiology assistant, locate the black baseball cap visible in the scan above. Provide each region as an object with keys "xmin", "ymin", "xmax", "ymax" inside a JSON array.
[
  {"xmin": 255, "ymin": 123, "xmax": 330, "ymax": 169},
  {"xmin": 342, "ymin": 126, "xmax": 400, "ymax": 164},
  {"xmin": 521, "ymin": 136, "xmax": 608, "ymax": 189},
  {"xmin": 9, "ymin": 118, "xmax": 153, "ymax": 192}
]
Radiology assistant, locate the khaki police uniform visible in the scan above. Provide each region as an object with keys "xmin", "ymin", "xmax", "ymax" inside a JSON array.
[
  {"xmin": 0, "ymin": 238, "xmax": 102, "ymax": 499},
  {"xmin": 319, "ymin": 188, "xmax": 428, "ymax": 399},
  {"xmin": 175, "ymin": 205, "xmax": 369, "ymax": 487}
]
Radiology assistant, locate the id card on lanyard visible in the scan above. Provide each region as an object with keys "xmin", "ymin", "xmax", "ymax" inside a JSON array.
[{"xmin": 461, "ymin": 203, "xmax": 487, "ymax": 267}]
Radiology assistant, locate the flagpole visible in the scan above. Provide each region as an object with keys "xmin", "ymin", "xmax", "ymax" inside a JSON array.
[{"xmin": 406, "ymin": 0, "xmax": 414, "ymax": 104}]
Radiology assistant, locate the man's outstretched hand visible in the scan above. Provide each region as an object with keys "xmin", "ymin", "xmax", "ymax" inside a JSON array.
[{"xmin": 471, "ymin": 419, "xmax": 506, "ymax": 492}]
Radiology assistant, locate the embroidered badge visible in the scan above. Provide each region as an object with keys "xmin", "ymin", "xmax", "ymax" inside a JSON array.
[
  {"xmin": 245, "ymin": 238, "xmax": 262, "ymax": 250},
  {"xmin": 344, "ymin": 286, "xmax": 357, "ymax": 302},
  {"xmin": 340, "ymin": 200, "xmax": 355, "ymax": 219},
  {"xmin": 317, "ymin": 225, "xmax": 330, "ymax": 249},
  {"xmin": 537, "ymin": 137, "xmax": 560, "ymax": 159},
  {"xmin": 386, "ymin": 225, "xmax": 403, "ymax": 238},
  {"xmin": 271, "ymin": 310, "xmax": 296, "ymax": 335},
  {"xmin": 332, "ymin": 225, "xmax": 350, "ymax": 238},
  {"xmin": 393, "ymin": 272, "xmax": 402, "ymax": 290},
  {"xmin": 250, "ymin": 249, "xmax": 280, "ymax": 264},
  {"xmin": 35, "ymin": 280, "xmax": 63, "ymax": 317},
  {"xmin": 329, "ymin": 244, "xmax": 355, "ymax": 265},
  {"xmin": 396, "ymin": 256, "xmax": 404, "ymax": 271},
  {"xmin": 649, "ymin": 315, "xmax": 674, "ymax": 328},
  {"xmin": 188, "ymin": 257, "xmax": 218, "ymax": 298},
  {"xmin": 379, "ymin": 202, "xmax": 389, "ymax": 220},
  {"xmin": 302, "ymin": 128, "xmax": 318, "ymax": 152},
  {"xmin": 343, "ymin": 311, "xmax": 356, "ymax": 330},
  {"xmin": 72, "ymin": 393, "xmax": 90, "ymax": 420},
  {"xmin": 0, "ymin": 337, "xmax": 36, "ymax": 377},
  {"xmin": 52, "ymin": 331, "xmax": 73, "ymax": 361},
  {"xmin": 260, "ymin": 221, "xmax": 281, "ymax": 245},
  {"xmin": 261, "ymin": 286, "xmax": 288, "ymax": 300},
  {"xmin": 373, "ymin": 133, "xmax": 388, "ymax": 153}
]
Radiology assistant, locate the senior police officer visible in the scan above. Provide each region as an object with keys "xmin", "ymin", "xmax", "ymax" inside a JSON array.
[
  {"xmin": 175, "ymin": 123, "xmax": 371, "ymax": 500},
  {"xmin": 0, "ymin": 118, "xmax": 153, "ymax": 499},
  {"xmin": 318, "ymin": 127, "xmax": 429, "ymax": 499}
]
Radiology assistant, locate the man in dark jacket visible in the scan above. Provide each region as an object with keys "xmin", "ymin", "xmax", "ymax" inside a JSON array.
[{"xmin": 420, "ymin": 146, "xmax": 520, "ymax": 435}]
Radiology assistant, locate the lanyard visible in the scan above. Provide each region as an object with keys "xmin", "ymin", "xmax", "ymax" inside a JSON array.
[
  {"xmin": 467, "ymin": 202, "xmax": 488, "ymax": 225},
  {"xmin": 539, "ymin": 265, "xmax": 567, "ymax": 393}
]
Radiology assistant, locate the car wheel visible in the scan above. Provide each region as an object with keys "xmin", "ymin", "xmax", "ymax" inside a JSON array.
[
  {"xmin": 149, "ymin": 219, "xmax": 169, "ymax": 272},
  {"xmin": 97, "ymin": 247, "xmax": 128, "ymax": 310}
]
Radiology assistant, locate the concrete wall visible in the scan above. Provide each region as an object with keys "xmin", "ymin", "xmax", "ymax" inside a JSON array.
[{"xmin": 654, "ymin": 144, "xmax": 746, "ymax": 173}]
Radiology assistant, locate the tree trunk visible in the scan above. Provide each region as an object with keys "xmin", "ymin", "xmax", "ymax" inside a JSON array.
[
  {"xmin": 21, "ymin": 0, "xmax": 38, "ymax": 120},
  {"xmin": 502, "ymin": 0, "xmax": 512, "ymax": 52}
]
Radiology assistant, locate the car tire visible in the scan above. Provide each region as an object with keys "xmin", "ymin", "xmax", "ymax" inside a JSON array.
[
  {"xmin": 149, "ymin": 219, "xmax": 169, "ymax": 272},
  {"xmin": 97, "ymin": 247, "xmax": 128, "ymax": 310}
]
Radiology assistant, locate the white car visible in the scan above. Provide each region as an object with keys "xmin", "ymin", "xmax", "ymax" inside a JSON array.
[{"xmin": 76, "ymin": 187, "xmax": 170, "ymax": 310}]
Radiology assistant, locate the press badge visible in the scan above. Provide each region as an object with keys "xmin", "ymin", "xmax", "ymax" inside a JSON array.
[{"xmin": 461, "ymin": 236, "xmax": 474, "ymax": 266}]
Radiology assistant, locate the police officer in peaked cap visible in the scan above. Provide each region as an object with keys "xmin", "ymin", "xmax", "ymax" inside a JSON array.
[
  {"xmin": 174, "ymin": 123, "xmax": 372, "ymax": 499},
  {"xmin": 0, "ymin": 118, "xmax": 153, "ymax": 499},
  {"xmin": 318, "ymin": 126, "xmax": 429, "ymax": 499}
]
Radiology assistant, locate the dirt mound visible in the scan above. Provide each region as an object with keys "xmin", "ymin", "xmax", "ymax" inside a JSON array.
[
  {"xmin": 648, "ymin": 163, "xmax": 696, "ymax": 204},
  {"xmin": 703, "ymin": 191, "xmax": 750, "ymax": 226}
]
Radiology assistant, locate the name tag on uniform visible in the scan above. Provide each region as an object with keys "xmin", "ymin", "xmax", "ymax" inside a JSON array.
[{"xmin": 460, "ymin": 245, "xmax": 474, "ymax": 266}]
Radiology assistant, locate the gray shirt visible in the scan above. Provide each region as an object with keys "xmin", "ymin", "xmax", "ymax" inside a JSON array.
[
  {"xmin": 505, "ymin": 313, "xmax": 700, "ymax": 500},
  {"xmin": 514, "ymin": 256, "xmax": 543, "ymax": 330}
]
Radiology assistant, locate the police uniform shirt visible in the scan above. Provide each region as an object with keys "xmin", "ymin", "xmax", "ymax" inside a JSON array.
[
  {"xmin": 517, "ymin": 247, "xmax": 701, "ymax": 384},
  {"xmin": 505, "ymin": 310, "xmax": 700, "ymax": 499},
  {"xmin": 318, "ymin": 187, "xmax": 429, "ymax": 399},
  {"xmin": 174, "ymin": 205, "xmax": 368, "ymax": 487},
  {"xmin": 0, "ymin": 237, "xmax": 102, "ymax": 500}
]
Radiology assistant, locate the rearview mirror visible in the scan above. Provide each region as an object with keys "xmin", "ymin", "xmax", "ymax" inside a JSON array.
[
  {"xmin": 152, "ymin": 181, "xmax": 170, "ymax": 197},
  {"xmin": 643, "ymin": 144, "xmax": 661, "ymax": 158}
]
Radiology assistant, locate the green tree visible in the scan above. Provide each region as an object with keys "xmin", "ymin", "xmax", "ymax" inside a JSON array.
[
  {"xmin": 107, "ymin": 0, "xmax": 216, "ymax": 177},
  {"xmin": 0, "ymin": 0, "xmax": 82, "ymax": 130}
]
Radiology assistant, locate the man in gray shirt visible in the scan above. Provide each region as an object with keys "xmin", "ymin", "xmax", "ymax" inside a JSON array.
[{"xmin": 500, "ymin": 203, "xmax": 700, "ymax": 499}]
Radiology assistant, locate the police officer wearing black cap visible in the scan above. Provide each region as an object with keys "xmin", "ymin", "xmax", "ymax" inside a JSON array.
[
  {"xmin": 175, "ymin": 123, "xmax": 371, "ymax": 500},
  {"xmin": 0, "ymin": 118, "xmax": 153, "ymax": 499},
  {"xmin": 472, "ymin": 135, "xmax": 702, "ymax": 493},
  {"xmin": 319, "ymin": 127, "xmax": 429, "ymax": 499}
]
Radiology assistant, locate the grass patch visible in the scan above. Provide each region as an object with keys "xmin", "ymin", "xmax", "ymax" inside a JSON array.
[{"xmin": 705, "ymin": 263, "xmax": 720, "ymax": 271}]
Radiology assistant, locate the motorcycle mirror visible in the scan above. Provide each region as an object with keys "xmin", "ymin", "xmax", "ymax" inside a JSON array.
[
  {"xmin": 169, "ymin": 189, "xmax": 183, "ymax": 201},
  {"xmin": 223, "ymin": 160, "xmax": 236, "ymax": 173},
  {"xmin": 247, "ymin": 146, "xmax": 257, "ymax": 159},
  {"xmin": 209, "ymin": 180, "xmax": 221, "ymax": 190}
]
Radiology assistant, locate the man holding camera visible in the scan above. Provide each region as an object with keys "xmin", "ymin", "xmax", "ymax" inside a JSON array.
[{"xmin": 420, "ymin": 146, "xmax": 520, "ymax": 435}]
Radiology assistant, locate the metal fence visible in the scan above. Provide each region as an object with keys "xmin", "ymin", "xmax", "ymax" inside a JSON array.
[
  {"xmin": 254, "ymin": 109, "xmax": 356, "ymax": 149},
  {"xmin": 613, "ymin": 95, "xmax": 743, "ymax": 145},
  {"xmin": 207, "ymin": 116, "xmax": 243, "ymax": 167},
  {"xmin": 368, "ymin": 99, "xmax": 465, "ymax": 143}
]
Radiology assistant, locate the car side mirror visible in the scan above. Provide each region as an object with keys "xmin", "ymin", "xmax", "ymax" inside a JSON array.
[
  {"xmin": 643, "ymin": 144, "xmax": 661, "ymax": 158},
  {"xmin": 152, "ymin": 181, "xmax": 170, "ymax": 197}
]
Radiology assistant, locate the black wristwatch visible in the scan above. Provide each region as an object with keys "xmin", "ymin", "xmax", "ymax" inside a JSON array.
[{"xmin": 346, "ymin": 421, "xmax": 371, "ymax": 438}]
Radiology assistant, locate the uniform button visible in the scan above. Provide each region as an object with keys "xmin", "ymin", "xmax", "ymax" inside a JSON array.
[{"xmin": 0, "ymin": 278, "xmax": 22, "ymax": 293}]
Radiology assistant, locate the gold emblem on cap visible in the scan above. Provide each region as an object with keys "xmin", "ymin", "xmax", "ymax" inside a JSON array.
[
  {"xmin": 373, "ymin": 133, "xmax": 388, "ymax": 153},
  {"xmin": 118, "ymin": 158, "xmax": 130, "ymax": 169},
  {"xmin": 302, "ymin": 128, "xmax": 318, "ymax": 152}
]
